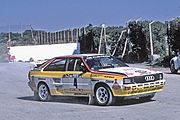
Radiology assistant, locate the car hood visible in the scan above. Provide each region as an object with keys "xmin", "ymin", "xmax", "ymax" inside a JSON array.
[{"xmin": 99, "ymin": 67, "xmax": 161, "ymax": 77}]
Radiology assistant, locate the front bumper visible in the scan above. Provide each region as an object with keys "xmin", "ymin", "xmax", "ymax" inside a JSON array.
[{"xmin": 113, "ymin": 80, "xmax": 165, "ymax": 97}]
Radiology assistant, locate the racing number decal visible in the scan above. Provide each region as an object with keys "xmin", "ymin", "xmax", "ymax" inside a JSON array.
[{"xmin": 63, "ymin": 74, "xmax": 82, "ymax": 88}]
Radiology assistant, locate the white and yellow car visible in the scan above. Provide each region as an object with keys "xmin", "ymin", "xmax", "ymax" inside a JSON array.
[{"xmin": 28, "ymin": 54, "xmax": 165, "ymax": 105}]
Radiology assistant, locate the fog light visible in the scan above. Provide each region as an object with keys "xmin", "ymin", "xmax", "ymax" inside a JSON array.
[{"xmin": 159, "ymin": 73, "xmax": 163, "ymax": 80}]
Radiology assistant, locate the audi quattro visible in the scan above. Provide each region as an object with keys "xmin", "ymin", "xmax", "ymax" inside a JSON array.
[{"xmin": 28, "ymin": 54, "xmax": 165, "ymax": 106}]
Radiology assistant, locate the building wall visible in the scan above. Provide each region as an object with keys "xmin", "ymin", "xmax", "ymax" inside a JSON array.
[{"xmin": 9, "ymin": 43, "xmax": 79, "ymax": 62}]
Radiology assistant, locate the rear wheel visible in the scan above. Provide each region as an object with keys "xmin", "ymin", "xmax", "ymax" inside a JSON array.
[
  {"xmin": 95, "ymin": 85, "xmax": 115, "ymax": 106},
  {"xmin": 37, "ymin": 83, "xmax": 52, "ymax": 102},
  {"xmin": 170, "ymin": 62, "xmax": 178, "ymax": 74}
]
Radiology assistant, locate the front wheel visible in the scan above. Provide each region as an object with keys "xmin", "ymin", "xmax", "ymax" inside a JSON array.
[
  {"xmin": 170, "ymin": 62, "xmax": 178, "ymax": 74},
  {"xmin": 95, "ymin": 85, "xmax": 115, "ymax": 106},
  {"xmin": 37, "ymin": 83, "xmax": 52, "ymax": 102}
]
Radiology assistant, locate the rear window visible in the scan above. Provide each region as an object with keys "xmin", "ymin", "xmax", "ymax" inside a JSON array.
[{"xmin": 43, "ymin": 58, "xmax": 66, "ymax": 71}]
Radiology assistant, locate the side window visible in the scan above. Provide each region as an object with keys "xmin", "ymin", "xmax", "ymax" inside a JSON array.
[
  {"xmin": 67, "ymin": 59, "xmax": 76, "ymax": 71},
  {"xmin": 67, "ymin": 58, "xmax": 86, "ymax": 71},
  {"xmin": 74, "ymin": 59, "xmax": 85, "ymax": 71},
  {"xmin": 44, "ymin": 58, "xmax": 66, "ymax": 71}
]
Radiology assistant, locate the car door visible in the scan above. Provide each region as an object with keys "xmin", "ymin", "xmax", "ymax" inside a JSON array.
[
  {"xmin": 63, "ymin": 58, "xmax": 92, "ymax": 96},
  {"xmin": 61, "ymin": 58, "xmax": 77, "ymax": 95},
  {"xmin": 73, "ymin": 58, "xmax": 92, "ymax": 96}
]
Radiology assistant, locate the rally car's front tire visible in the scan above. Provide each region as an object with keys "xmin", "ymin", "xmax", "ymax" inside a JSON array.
[{"xmin": 95, "ymin": 85, "xmax": 115, "ymax": 106}]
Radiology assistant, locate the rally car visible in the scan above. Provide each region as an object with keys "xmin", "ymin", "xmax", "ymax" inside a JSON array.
[{"xmin": 28, "ymin": 54, "xmax": 165, "ymax": 106}]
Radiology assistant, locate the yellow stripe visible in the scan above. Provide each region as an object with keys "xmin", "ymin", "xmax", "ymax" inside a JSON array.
[
  {"xmin": 30, "ymin": 71, "xmax": 125, "ymax": 81},
  {"xmin": 90, "ymin": 73, "xmax": 124, "ymax": 81},
  {"xmin": 30, "ymin": 71, "xmax": 90, "ymax": 78}
]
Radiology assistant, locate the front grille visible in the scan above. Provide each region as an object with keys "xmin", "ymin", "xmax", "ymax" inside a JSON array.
[{"xmin": 134, "ymin": 73, "xmax": 163, "ymax": 83}]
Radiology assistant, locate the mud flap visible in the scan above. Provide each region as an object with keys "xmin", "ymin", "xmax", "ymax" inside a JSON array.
[{"xmin": 88, "ymin": 94, "xmax": 95, "ymax": 105}]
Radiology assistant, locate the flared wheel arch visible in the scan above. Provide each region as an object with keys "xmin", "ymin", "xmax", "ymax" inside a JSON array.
[{"xmin": 94, "ymin": 82, "xmax": 116, "ymax": 106}]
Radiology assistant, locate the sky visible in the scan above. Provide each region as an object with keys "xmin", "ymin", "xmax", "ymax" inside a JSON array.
[{"xmin": 0, "ymin": 0, "xmax": 179, "ymax": 31}]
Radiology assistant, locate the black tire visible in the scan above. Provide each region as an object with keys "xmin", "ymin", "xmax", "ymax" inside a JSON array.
[
  {"xmin": 95, "ymin": 85, "xmax": 115, "ymax": 106},
  {"xmin": 37, "ymin": 83, "xmax": 52, "ymax": 102},
  {"xmin": 170, "ymin": 62, "xmax": 178, "ymax": 74}
]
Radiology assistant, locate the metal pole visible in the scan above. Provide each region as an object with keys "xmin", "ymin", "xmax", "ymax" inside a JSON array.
[
  {"xmin": 71, "ymin": 29, "xmax": 73, "ymax": 42},
  {"xmin": 98, "ymin": 24, "xmax": 105, "ymax": 54},
  {"xmin": 149, "ymin": 21, "xmax": 155, "ymax": 62},
  {"xmin": 43, "ymin": 32, "xmax": 46, "ymax": 44},
  {"xmin": 122, "ymin": 29, "xmax": 130, "ymax": 58},
  {"xmin": 104, "ymin": 25, "xmax": 107, "ymax": 54},
  {"xmin": 38, "ymin": 31, "xmax": 40, "ymax": 44},
  {"xmin": 55, "ymin": 32, "xmax": 57, "ymax": 43},
  {"xmin": 50, "ymin": 32, "xmax": 52, "ymax": 44},
  {"xmin": 46, "ymin": 32, "xmax": 49, "ymax": 44},
  {"xmin": 60, "ymin": 31, "xmax": 62, "ymax": 43},
  {"xmin": 63, "ymin": 30, "xmax": 66, "ymax": 43},
  {"xmin": 67, "ymin": 30, "xmax": 70, "ymax": 42},
  {"xmin": 57, "ymin": 31, "xmax": 60, "ymax": 43},
  {"xmin": 112, "ymin": 30, "xmax": 126, "ymax": 56},
  {"xmin": 7, "ymin": 25, "xmax": 11, "ymax": 47},
  {"xmin": 30, "ymin": 25, "xmax": 36, "ymax": 44},
  {"xmin": 40, "ymin": 32, "xmax": 43, "ymax": 44},
  {"xmin": 76, "ymin": 28, "xmax": 79, "ymax": 43},
  {"xmin": 167, "ymin": 22, "xmax": 171, "ymax": 57}
]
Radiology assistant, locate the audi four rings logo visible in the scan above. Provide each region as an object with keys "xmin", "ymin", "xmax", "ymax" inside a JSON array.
[{"xmin": 145, "ymin": 76, "xmax": 155, "ymax": 81}]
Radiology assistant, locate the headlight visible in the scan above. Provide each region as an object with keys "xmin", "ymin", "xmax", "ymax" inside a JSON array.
[{"xmin": 123, "ymin": 77, "xmax": 134, "ymax": 84}]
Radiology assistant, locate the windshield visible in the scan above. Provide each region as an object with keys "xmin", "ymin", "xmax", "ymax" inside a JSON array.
[{"xmin": 85, "ymin": 56, "xmax": 128, "ymax": 70}]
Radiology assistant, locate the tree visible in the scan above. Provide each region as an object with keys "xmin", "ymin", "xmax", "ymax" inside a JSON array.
[
  {"xmin": 168, "ymin": 18, "xmax": 180, "ymax": 53},
  {"xmin": 151, "ymin": 22, "xmax": 167, "ymax": 58},
  {"xmin": 128, "ymin": 21, "xmax": 148, "ymax": 62}
]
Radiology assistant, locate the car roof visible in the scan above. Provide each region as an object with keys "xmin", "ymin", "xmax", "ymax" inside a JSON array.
[{"xmin": 55, "ymin": 54, "xmax": 104, "ymax": 58}]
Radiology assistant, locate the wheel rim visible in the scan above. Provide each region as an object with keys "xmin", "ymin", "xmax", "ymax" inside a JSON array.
[
  {"xmin": 38, "ymin": 84, "xmax": 48, "ymax": 101},
  {"xmin": 96, "ymin": 87, "xmax": 109, "ymax": 104}
]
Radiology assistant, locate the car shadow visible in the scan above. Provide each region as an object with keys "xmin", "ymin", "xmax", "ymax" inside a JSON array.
[
  {"xmin": 113, "ymin": 98, "xmax": 155, "ymax": 106},
  {"xmin": 17, "ymin": 96, "xmax": 88, "ymax": 105},
  {"xmin": 17, "ymin": 96, "xmax": 35, "ymax": 101},
  {"xmin": 17, "ymin": 96, "xmax": 155, "ymax": 106}
]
